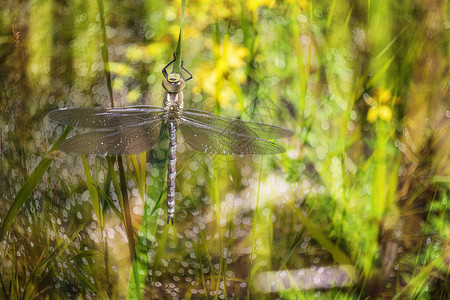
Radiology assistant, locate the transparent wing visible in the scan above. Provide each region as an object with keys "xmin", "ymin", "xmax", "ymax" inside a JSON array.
[
  {"xmin": 179, "ymin": 115, "xmax": 286, "ymax": 155},
  {"xmin": 182, "ymin": 108, "xmax": 293, "ymax": 140},
  {"xmin": 59, "ymin": 117, "xmax": 164, "ymax": 155},
  {"xmin": 47, "ymin": 105, "xmax": 165, "ymax": 129}
]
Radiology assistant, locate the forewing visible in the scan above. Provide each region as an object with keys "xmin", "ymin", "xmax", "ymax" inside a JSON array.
[
  {"xmin": 47, "ymin": 105, "xmax": 165, "ymax": 129},
  {"xmin": 179, "ymin": 116, "xmax": 286, "ymax": 155},
  {"xmin": 182, "ymin": 108, "xmax": 293, "ymax": 140},
  {"xmin": 59, "ymin": 118, "xmax": 164, "ymax": 155}
]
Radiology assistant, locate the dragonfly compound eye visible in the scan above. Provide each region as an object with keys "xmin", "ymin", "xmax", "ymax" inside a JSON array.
[
  {"xmin": 168, "ymin": 73, "xmax": 181, "ymax": 83},
  {"xmin": 163, "ymin": 73, "xmax": 186, "ymax": 93}
]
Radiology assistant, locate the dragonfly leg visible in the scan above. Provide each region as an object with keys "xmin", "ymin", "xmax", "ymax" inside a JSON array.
[
  {"xmin": 162, "ymin": 52, "xmax": 177, "ymax": 78},
  {"xmin": 181, "ymin": 61, "xmax": 193, "ymax": 81}
]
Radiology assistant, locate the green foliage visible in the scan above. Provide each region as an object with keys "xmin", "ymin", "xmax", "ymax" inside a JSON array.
[
  {"xmin": 0, "ymin": 127, "xmax": 71, "ymax": 242},
  {"xmin": 0, "ymin": 0, "xmax": 448, "ymax": 299}
]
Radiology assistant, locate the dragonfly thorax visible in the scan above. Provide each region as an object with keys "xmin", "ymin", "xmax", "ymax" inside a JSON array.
[{"xmin": 163, "ymin": 91, "xmax": 184, "ymax": 114}]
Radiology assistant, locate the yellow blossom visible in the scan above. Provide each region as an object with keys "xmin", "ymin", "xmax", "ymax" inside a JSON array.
[
  {"xmin": 367, "ymin": 105, "xmax": 393, "ymax": 123},
  {"xmin": 367, "ymin": 107, "xmax": 378, "ymax": 123},
  {"xmin": 145, "ymin": 42, "xmax": 168, "ymax": 58},
  {"xmin": 168, "ymin": 24, "xmax": 180, "ymax": 40},
  {"xmin": 378, "ymin": 105, "xmax": 392, "ymax": 121},
  {"xmin": 247, "ymin": 0, "xmax": 275, "ymax": 12},
  {"xmin": 183, "ymin": 25, "xmax": 201, "ymax": 39},
  {"xmin": 366, "ymin": 88, "xmax": 394, "ymax": 122},
  {"xmin": 193, "ymin": 63, "xmax": 215, "ymax": 94},
  {"xmin": 227, "ymin": 45, "xmax": 249, "ymax": 68},
  {"xmin": 375, "ymin": 88, "xmax": 392, "ymax": 103},
  {"xmin": 193, "ymin": 41, "xmax": 248, "ymax": 108}
]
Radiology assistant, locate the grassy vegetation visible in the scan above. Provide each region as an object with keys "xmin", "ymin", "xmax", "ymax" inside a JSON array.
[{"xmin": 0, "ymin": 0, "xmax": 448, "ymax": 299}]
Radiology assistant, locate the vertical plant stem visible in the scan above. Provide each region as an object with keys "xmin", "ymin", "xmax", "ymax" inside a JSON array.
[
  {"xmin": 171, "ymin": 0, "xmax": 186, "ymax": 74},
  {"xmin": 103, "ymin": 215, "xmax": 112, "ymax": 296},
  {"xmin": 246, "ymin": 161, "xmax": 263, "ymax": 299},
  {"xmin": 213, "ymin": 160, "xmax": 224, "ymax": 298},
  {"xmin": 96, "ymin": 0, "xmax": 138, "ymax": 294},
  {"xmin": 117, "ymin": 156, "xmax": 136, "ymax": 261},
  {"xmin": 97, "ymin": 0, "xmax": 114, "ymax": 107}
]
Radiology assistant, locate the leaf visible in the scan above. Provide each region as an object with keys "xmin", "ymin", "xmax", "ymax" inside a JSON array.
[
  {"xmin": 96, "ymin": 184, "xmax": 124, "ymax": 222},
  {"xmin": 69, "ymin": 249, "xmax": 103, "ymax": 262},
  {"xmin": 82, "ymin": 155, "xmax": 102, "ymax": 226},
  {"xmin": 171, "ymin": 0, "xmax": 186, "ymax": 74}
]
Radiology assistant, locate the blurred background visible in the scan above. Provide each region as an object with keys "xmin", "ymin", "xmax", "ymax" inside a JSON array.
[{"xmin": 0, "ymin": 0, "xmax": 448, "ymax": 299}]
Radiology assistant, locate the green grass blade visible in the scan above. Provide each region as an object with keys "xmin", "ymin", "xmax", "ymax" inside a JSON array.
[
  {"xmin": 116, "ymin": 156, "xmax": 136, "ymax": 260},
  {"xmin": 393, "ymin": 256, "xmax": 447, "ymax": 300},
  {"xmin": 96, "ymin": 184, "xmax": 124, "ymax": 222},
  {"xmin": 367, "ymin": 55, "xmax": 395, "ymax": 88},
  {"xmin": 96, "ymin": 0, "xmax": 114, "ymax": 106},
  {"xmin": 292, "ymin": 203, "xmax": 353, "ymax": 268},
  {"xmin": 326, "ymin": 0, "xmax": 337, "ymax": 30},
  {"xmin": 0, "ymin": 127, "xmax": 71, "ymax": 242},
  {"xmin": 374, "ymin": 26, "xmax": 408, "ymax": 62},
  {"xmin": 246, "ymin": 161, "xmax": 263, "ymax": 299},
  {"xmin": 128, "ymin": 154, "xmax": 145, "ymax": 198},
  {"xmin": 172, "ymin": 0, "xmax": 186, "ymax": 74},
  {"xmin": 22, "ymin": 222, "xmax": 87, "ymax": 299},
  {"xmin": 127, "ymin": 158, "xmax": 165, "ymax": 299},
  {"xmin": 82, "ymin": 155, "xmax": 102, "ymax": 227},
  {"xmin": 69, "ymin": 249, "xmax": 103, "ymax": 262}
]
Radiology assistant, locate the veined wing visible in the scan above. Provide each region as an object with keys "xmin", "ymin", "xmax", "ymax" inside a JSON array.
[
  {"xmin": 47, "ymin": 105, "xmax": 165, "ymax": 129},
  {"xmin": 182, "ymin": 108, "xmax": 293, "ymax": 140},
  {"xmin": 58, "ymin": 117, "xmax": 164, "ymax": 155},
  {"xmin": 179, "ymin": 115, "xmax": 287, "ymax": 155}
]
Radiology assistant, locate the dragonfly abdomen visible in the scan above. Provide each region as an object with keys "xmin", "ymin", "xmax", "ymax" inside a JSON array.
[{"xmin": 166, "ymin": 120, "xmax": 177, "ymax": 225}]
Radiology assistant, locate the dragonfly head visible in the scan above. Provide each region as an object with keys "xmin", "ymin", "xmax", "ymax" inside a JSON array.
[{"xmin": 163, "ymin": 73, "xmax": 185, "ymax": 93}]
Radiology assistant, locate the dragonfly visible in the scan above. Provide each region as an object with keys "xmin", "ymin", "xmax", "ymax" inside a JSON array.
[{"xmin": 47, "ymin": 55, "xmax": 293, "ymax": 224}]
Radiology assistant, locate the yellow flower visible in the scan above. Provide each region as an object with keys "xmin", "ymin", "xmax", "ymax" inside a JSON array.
[
  {"xmin": 193, "ymin": 41, "xmax": 248, "ymax": 109},
  {"xmin": 247, "ymin": 0, "xmax": 275, "ymax": 12},
  {"xmin": 366, "ymin": 88, "xmax": 394, "ymax": 123},
  {"xmin": 183, "ymin": 25, "xmax": 201, "ymax": 39},
  {"xmin": 367, "ymin": 107, "xmax": 378, "ymax": 123},
  {"xmin": 367, "ymin": 105, "xmax": 393, "ymax": 123},
  {"xmin": 168, "ymin": 24, "xmax": 180, "ymax": 40},
  {"xmin": 192, "ymin": 63, "xmax": 215, "ymax": 95},
  {"xmin": 378, "ymin": 105, "xmax": 392, "ymax": 121},
  {"xmin": 227, "ymin": 44, "xmax": 249, "ymax": 68},
  {"xmin": 145, "ymin": 42, "xmax": 168, "ymax": 58},
  {"xmin": 375, "ymin": 88, "xmax": 392, "ymax": 103}
]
